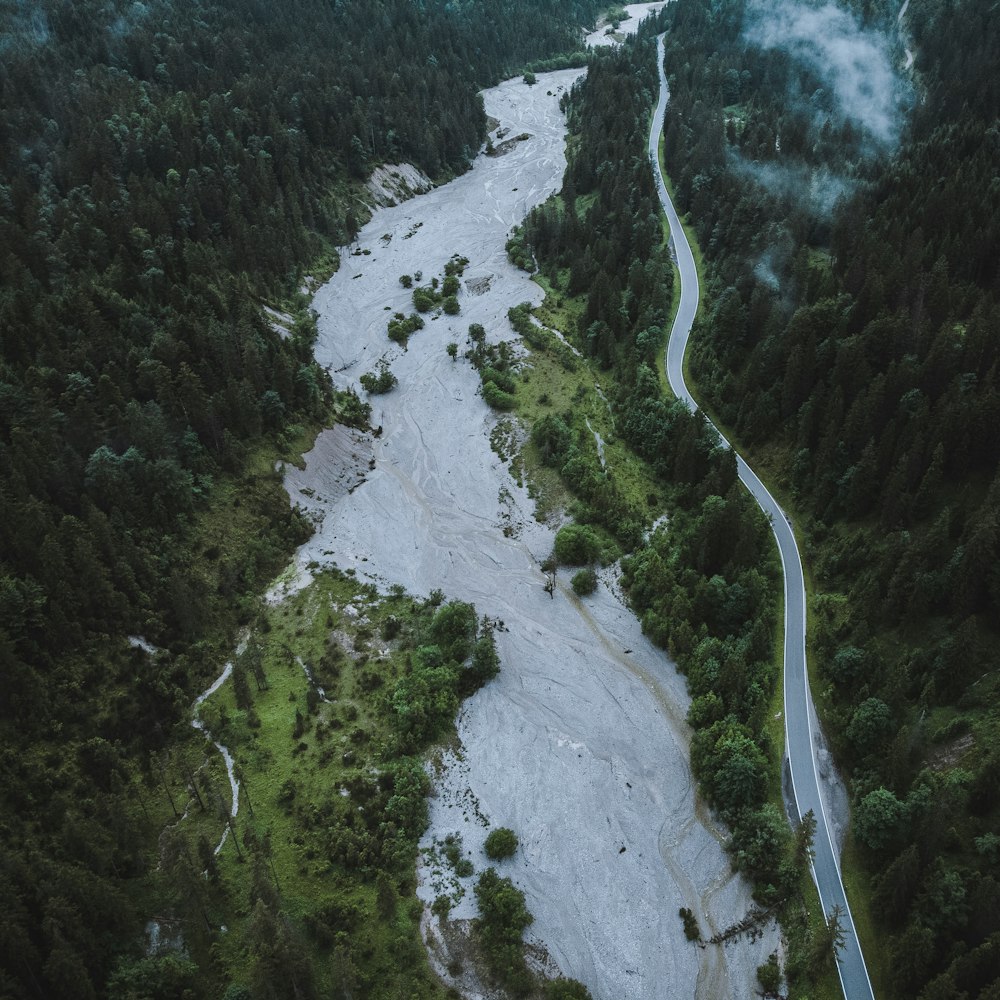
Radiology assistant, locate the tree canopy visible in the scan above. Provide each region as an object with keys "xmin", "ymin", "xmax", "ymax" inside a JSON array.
[
  {"xmin": 0, "ymin": 1, "xmax": 606, "ymax": 995},
  {"xmin": 654, "ymin": 0, "xmax": 1000, "ymax": 993}
]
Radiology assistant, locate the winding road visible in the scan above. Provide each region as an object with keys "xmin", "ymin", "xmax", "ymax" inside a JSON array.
[{"xmin": 649, "ymin": 33, "xmax": 876, "ymax": 1000}]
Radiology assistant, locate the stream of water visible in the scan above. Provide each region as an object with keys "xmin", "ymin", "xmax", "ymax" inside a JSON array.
[{"xmin": 191, "ymin": 660, "xmax": 240, "ymax": 854}]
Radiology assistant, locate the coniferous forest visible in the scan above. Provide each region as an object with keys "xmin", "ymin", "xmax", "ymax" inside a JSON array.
[
  {"xmin": 0, "ymin": 2, "xmax": 604, "ymax": 996},
  {"xmin": 652, "ymin": 0, "xmax": 1000, "ymax": 995},
  {"xmin": 514, "ymin": 0, "xmax": 1000, "ymax": 993},
  {"xmin": 4, "ymin": 0, "xmax": 1000, "ymax": 997}
]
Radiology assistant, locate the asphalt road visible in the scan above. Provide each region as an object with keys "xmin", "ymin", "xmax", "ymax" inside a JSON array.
[{"xmin": 649, "ymin": 33, "xmax": 876, "ymax": 1000}]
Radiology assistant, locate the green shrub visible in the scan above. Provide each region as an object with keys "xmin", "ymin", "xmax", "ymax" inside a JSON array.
[
  {"xmin": 413, "ymin": 287, "xmax": 437, "ymax": 312},
  {"xmin": 462, "ymin": 631, "xmax": 500, "ymax": 694},
  {"xmin": 443, "ymin": 833, "xmax": 474, "ymax": 876},
  {"xmin": 442, "ymin": 295, "xmax": 460, "ymax": 315},
  {"xmin": 571, "ymin": 568, "xmax": 597, "ymax": 596},
  {"xmin": 484, "ymin": 827, "xmax": 519, "ymax": 860},
  {"xmin": 389, "ymin": 645, "xmax": 459, "ymax": 750},
  {"xmin": 757, "ymin": 952, "xmax": 781, "ymax": 993},
  {"xmin": 336, "ymin": 388, "xmax": 372, "ymax": 428},
  {"xmin": 678, "ymin": 907, "xmax": 700, "ymax": 941},
  {"xmin": 429, "ymin": 601, "xmax": 477, "ymax": 662},
  {"xmin": 506, "ymin": 235, "xmax": 535, "ymax": 272},
  {"xmin": 481, "ymin": 366, "xmax": 516, "ymax": 395},
  {"xmin": 278, "ymin": 778, "xmax": 296, "ymax": 805},
  {"xmin": 474, "ymin": 869, "xmax": 533, "ymax": 993},
  {"xmin": 531, "ymin": 414, "xmax": 572, "ymax": 467},
  {"xmin": 606, "ymin": 6, "xmax": 627, "ymax": 28},
  {"xmin": 387, "ymin": 311, "xmax": 425, "ymax": 346},
  {"xmin": 482, "ymin": 380, "xmax": 516, "ymax": 411},
  {"xmin": 507, "ymin": 302, "xmax": 534, "ymax": 335},
  {"xmin": 359, "ymin": 365, "xmax": 398, "ymax": 394},
  {"xmin": 553, "ymin": 523, "xmax": 600, "ymax": 565}
]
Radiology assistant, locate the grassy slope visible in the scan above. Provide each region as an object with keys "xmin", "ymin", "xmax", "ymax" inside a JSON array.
[
  {"xmin": 516, "ymin": 186, "xmax": 671, "ymax": 527},
  {"xmin": 526, "ymin": 273, "xmax": 664, "ymax": 527},
  {"xmin": 192, "ymin": 573, "xmax": 458, "ymax": 998}
]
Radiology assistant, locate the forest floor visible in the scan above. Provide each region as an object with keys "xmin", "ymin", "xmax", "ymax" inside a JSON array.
[{"xmin": 270, "ymin": 45, "xmax": 779, "ymax": 1000}]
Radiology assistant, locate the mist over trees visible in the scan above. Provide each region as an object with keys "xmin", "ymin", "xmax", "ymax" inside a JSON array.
[{"xmin": 0, "ymin": 1, "xmax": 605, "ymax": 996}]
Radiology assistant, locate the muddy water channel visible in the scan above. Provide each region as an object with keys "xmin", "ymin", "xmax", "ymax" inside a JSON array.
[{"xmin": 274, "ymin": 59, "xmax": 777, "ymax": 1000}]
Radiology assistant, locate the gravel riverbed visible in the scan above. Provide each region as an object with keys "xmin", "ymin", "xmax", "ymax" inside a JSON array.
[{"xmin": 273, "ymin": 19, "xmax": 778, "ymax": 997}]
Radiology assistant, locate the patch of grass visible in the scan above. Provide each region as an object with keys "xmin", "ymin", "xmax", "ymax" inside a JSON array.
[
  {"xmin": 277, "ymin": 235, "xmax": 342, "ymax": 313},
  {"xmin": 655, "ymin": 249, "xmax": 682, "ymax": 399},
  {"xmin": 532, "ymin": 271, "xmax": 586, "ymax": 336},
  {"xmin": 839, "ymin": 834, "xmax": 890, "ymax": 1000},
  {"xmin": 575, "ymin": 190, "xmax": 599, "ymax": 218},
  {"xmin": 515, "ymin": 282, "xmax": 666, "ymax": 532},
  {"xmin": 303, "ymin": 237, "xmax": 342, "ymax": 285},
  {"xmin": 173, "ymin": 419, "xmax": 327, "ymax": 685},
  {"xmin": 780, "ymin": 876, "xmax": 844, "ymax": 1000},
  {"xmin": 191, "ymin": 572, "xmax": 466, "ymax": 999},
  {"xmin": 763, "ymin": 589, "xmax": 788, "ymax": 807}
]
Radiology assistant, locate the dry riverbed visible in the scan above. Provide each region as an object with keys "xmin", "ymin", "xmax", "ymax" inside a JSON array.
[
  {"xmin": 585, "ymin": 2, "xmax": 668, "ymax": 47},
  {"xmin": 271, "ymin": 25, "xmax": 778, "ymax": 1000}
]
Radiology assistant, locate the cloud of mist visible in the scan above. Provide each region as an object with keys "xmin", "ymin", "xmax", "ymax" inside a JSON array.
[
  {"xmin": 744, "ymin": 0, "xmax": 907, "ymax": 147},
  {"xmin": 753, "ymin": 249, "xmax": 782, "ymax": 291},
  {"xmin": 0, "ymin": 0, "xmax": 51, "ymax": 50},
  {"xmin": 108, "ymin": 1, "xmax": 155, "ymax": 39},
  {"xmin": 728, "ymin": 151, "xmax": 852, "ymax": 217}
]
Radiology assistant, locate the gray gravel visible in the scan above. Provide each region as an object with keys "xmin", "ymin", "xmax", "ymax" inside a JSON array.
[{"xmin": 273, "ymin": 24, "xmax": 779, "ymax": 997}]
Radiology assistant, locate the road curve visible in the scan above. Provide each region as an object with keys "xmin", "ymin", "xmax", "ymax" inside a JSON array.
[{"xmin": 649, "ymin": 33, "xmax": 875, "ymax": 1000}]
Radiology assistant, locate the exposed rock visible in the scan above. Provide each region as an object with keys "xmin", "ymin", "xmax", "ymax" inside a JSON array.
[
  {"xmin": 262, "ymin": 303, "xmax": 293, "ymax": 340},
  {"xmin": 367, "ymin": 162, "xmax": 434, "ymax": 207}
]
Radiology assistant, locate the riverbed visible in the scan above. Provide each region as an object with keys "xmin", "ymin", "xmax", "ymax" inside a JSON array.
[{"xmin": 273, "ymin": 20, "xmax": 778, "ymax": 1000}]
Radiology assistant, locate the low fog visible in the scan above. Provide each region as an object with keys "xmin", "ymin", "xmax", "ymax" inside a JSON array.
[
  {"xmin": 728, "ymin": 153, "xmax": 853, "ymax": 217},
  {"xmin": 744, "ymin": 0, "xmax": 909, "ymax": 147}
]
